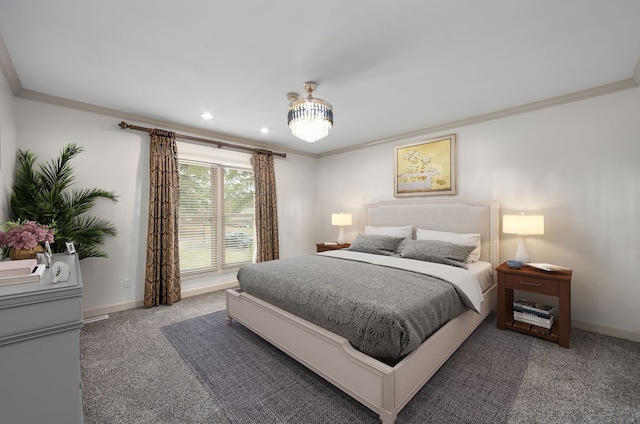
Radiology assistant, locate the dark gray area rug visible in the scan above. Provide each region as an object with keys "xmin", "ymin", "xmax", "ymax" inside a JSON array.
[{"xmin": 163, "ymin": 311, "xmax": 533, "ymax": 424}]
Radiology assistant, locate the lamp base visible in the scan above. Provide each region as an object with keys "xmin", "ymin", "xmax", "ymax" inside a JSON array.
[
  {"xmin": 337, "ymin": 227, "xmax": 346, "ymax": 245},
  {"xmin": 513, "ymin": 235, "xmax": 530, "ymax": 263}
]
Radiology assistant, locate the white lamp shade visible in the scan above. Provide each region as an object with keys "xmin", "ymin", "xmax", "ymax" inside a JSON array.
[
  {"xmin": 332, "ymin": 212, "xmax": 352, "ymax": 245},
  {"xmin": 503, "ymin": 214, "xmax": 544, "ymax": 235},
  {"xmin": 331, "ymin": 213, "xmax": 352, "ymax": 227}
]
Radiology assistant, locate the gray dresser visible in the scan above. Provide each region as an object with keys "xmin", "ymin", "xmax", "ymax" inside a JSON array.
[{"xmin": 0, "ymin": 254, "xmax": 83, "ymax": 424}]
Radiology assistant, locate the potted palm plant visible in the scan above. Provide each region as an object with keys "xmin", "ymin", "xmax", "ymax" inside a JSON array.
[{"xmin": 8, "ymin": 143, "xmax": 118, "ymax": 259}]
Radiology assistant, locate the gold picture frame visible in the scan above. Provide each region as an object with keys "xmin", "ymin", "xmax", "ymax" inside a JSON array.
[{"xmin": 394, "ymin": 134, "xmax": 456, "ymax": 197}]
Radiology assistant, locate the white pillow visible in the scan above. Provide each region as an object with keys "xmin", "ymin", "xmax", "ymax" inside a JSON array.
[
  {"xmin": 364, "ymin": 225, "xmax": 413, "ymax": 239},
  {"xmin": 365, "ymin": 225, "xmax": 413, "ymax": 253},
  {"xmin": 415, "ymin": 228, "xmax": 481, "ymax": 263}
]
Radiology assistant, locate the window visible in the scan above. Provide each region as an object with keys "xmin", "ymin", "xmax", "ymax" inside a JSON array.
[{"xmin": 178, "ymin": 160, "xmax": 254, "ymax": 274}]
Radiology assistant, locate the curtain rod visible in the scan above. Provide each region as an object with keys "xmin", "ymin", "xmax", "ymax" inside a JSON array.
[{"xmin": 118, "ymin": 121, "xmax": 287, "ymax": 158}]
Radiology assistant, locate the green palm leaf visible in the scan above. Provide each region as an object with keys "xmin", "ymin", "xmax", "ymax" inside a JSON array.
[{"xmin": 9, "ymin": 143, "xmax": 118, "ymax": 259}]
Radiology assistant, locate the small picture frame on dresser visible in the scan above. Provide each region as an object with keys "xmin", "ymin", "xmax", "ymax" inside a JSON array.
[{"xmin": 65, "ymin": 241, "xmax": 76, "ymax": 255}]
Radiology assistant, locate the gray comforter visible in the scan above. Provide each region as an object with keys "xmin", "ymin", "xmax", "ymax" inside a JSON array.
[{"xmin": 237, "ymin": 253, "xmax": 475, "ymax": 360}]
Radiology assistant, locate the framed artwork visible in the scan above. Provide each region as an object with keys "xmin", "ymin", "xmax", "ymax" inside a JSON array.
[{"xmin": 394, "ymin": 134, "xmax": 456, "ymax": 197}]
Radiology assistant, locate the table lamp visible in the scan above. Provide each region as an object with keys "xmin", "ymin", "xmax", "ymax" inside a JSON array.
[
  {"xmin": 502, "ymin": 213, "xmax": 544, "ymax": 263},
  {"xmin": 331, "ymin": 212, "xmax": 352, "ymax": 245}
]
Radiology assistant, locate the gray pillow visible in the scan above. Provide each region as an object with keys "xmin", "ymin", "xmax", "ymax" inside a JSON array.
[
  {"xmin": 347, "ymin": 234, "xmax": 405, "ymax": 256},
  {"xmin": 399, "ymin": 239, "xmax": 474, "ymax": 269}
]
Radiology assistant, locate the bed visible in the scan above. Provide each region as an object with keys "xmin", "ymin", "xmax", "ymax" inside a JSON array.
[{"xmin": 226, "ymin": 198, "xmax": 499, "ymax": 423}]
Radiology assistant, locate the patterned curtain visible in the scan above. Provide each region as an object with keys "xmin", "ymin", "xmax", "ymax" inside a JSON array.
[
  {"xmin": 251, "ymin": 152, "xmax": 279, "ymax": 262},
  {"xmin": 144, "ymin": 130, "xmax": 181, "ymax": 307}
]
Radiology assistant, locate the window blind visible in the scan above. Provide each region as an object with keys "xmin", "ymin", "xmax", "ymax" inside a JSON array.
[{"xmin": 178, "ymin": 160, "xmax": 254, "ymax": 274}]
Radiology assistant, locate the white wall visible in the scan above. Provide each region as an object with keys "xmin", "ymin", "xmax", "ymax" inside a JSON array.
[
  {"xmin": 12, "ymin": 99, "xmax": 318, "ymax": 315},
  {"xmin": 317, "ymin": 87, "xmax": 640, "ymax": 339},
  {"xmin": 0, "ymin": 68, "xmax": 16, "ymax": 223}
]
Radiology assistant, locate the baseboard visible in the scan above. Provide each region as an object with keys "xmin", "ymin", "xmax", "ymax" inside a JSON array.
[
  {"xmin": 181, "ymin": 280, "xmax": 239, "ymax": 298},
  {"xmin": 83, "ymin": 300, "xmax": 144, "ymax": 319},
  {"xmin": 82, "ymin": 280, "xmax": 239, "ymax": 319},
  {"xmin": 572, "ymin": 319, "xmax": 640, "ymax": 343}
]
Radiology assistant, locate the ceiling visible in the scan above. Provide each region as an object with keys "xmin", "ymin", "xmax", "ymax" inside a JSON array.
[{"xmin": 1, "ymin": 1, "xmax": 639, "ymax": 156}]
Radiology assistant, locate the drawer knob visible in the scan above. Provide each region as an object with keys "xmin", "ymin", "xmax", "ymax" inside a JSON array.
[{"xmin": 520, "ymin": 280, "xmax": 542, "ymax": 287}]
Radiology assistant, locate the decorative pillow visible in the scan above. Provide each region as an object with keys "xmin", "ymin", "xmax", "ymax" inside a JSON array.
[
  {"xmin": 400, "ymin": 239, "xmax": 474, "ymax": 269},
  {"xmin": 347, "ymin": 234, "xmax": 406, "ymax": 256},
  {"xmin": 365, "ymin": 225, "xmax": 413, "ymax": 253},
  {"xmin": 415, "ymin": 228, "xmax": 481, "ymax": 263}
]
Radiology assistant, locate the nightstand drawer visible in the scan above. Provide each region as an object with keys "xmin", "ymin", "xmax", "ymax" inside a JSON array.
[{"xmin": 504, "ymin": 273, "xmax": 559, "ymax": 295}]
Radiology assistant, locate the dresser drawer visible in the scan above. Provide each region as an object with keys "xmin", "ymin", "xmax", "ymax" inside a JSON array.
[
  {"xmin": 504, "ymin": 273, "xmax": 559, "ymax": 295},
  {"xmin": 0, "ymin": 295, "xmax": 82, "ymax": 341}
]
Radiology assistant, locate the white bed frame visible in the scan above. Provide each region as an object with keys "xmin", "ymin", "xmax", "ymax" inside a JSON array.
[{"xmin": 226, "ymin": 198, "xmax": 499, "ymax": 423}]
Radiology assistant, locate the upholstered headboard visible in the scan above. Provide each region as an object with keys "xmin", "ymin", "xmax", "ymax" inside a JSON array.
[{"xmin": 365, "ymin": 198, "xmax": 499, "ymax": 270}]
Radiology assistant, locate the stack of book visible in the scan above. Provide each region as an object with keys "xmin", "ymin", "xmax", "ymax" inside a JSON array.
[
  {"xmin": 513, "ymin": 299, "xmax": 555, "ymax": 329},
  {"xmin": 0, "ymin": 258, "xmax": 46, "ymax": 286}
]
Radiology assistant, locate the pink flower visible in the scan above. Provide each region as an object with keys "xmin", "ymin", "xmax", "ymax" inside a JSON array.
[{"xmin": 0, "ymin": 220, "xmax": 55, "ymax": 250}]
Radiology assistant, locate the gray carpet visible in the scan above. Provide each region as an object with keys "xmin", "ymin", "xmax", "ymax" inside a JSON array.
[
  {"xmin": 163, "ymin": 311, "xmax": 534, "ymax": 423},
  {"xmin": 80, "ymin": 291, "xmax": 230, "ymax": 424},
  {"xmin": 508, "ymin": 329, "xmax": 640, "ymax": 423},
  {"xmin": 80, "ymin": 290, "xmax": 640, "ymax": 424}
]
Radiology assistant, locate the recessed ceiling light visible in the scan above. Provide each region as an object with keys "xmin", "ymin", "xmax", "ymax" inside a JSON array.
[
  {"xmin": 260, "ymin": 128, "xmax": 270, "ymax": 134},
  {"xmin": 200, "ymin": 112, "xmax": 213, "ymax": 120}
]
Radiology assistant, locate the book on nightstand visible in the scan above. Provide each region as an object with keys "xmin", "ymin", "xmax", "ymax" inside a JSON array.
[
  {"xmin": 513, "ymin": 299, "xmax": 554, "ymax": 329},
  {"xmin": 513, "ymin": 311, "xmax": 554, "ymax": 329},
  {"xmin": 527, "ymin": 262, "xmax": 572, "ymax": 272},
  {"xmin": 513, "ymin": 299, "xmax": 555, "ymax": 317}
]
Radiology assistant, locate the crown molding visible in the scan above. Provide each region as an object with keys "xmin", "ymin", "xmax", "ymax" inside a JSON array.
[
  {"xmin": 10, "ymin": 77, "xmax": 640, "ymax": 161},
  {"xmin": 1, "ymin": 32, "xmax": 315, "ymax": 159},
  {"xmin": 0, "ymin": 34, "xmax": 22, "ymax": 96},
  {"xmin": 16, "ymin": 89, "xmax": 317, "ymax": 158},
  {"xmin": 319, "ymin": 77, "xmax": 640, "ymax": 158},
  {"xmin": 13, "ymin": 77, "xmax": 639, "ymax": 161},
  {"xmin": 4, "ymin": 33, "xmax": 638, "ymax": 160}
]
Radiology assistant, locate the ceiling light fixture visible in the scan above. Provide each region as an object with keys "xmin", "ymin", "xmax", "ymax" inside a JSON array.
[
  {"xmin": 200, "ymin": 112, "xmax": 213, "ymax": 119},
  {"xmin": 287, "ymin": 81, "xmax": 333, "ymax": 143}
]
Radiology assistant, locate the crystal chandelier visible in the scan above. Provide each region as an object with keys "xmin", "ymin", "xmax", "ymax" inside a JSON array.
[{"xmin": 287, "ymin": 81, "xmax": 333, "ymax": 143}]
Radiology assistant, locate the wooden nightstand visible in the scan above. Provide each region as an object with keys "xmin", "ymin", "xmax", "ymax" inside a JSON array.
[
  {"xmin": 316, "ymin": 243, "xmax": 350, "ymax": 253},
  {"xmin": 496, "ymin": 262, "xmax": 573, "ymax": 348}
]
